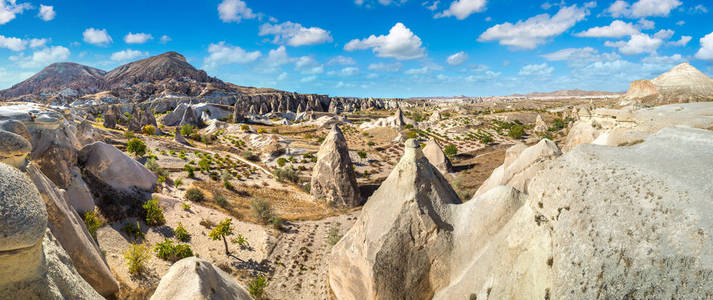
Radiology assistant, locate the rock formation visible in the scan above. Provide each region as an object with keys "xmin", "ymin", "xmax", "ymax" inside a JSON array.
[
  {"xmin": 0, "ymin": 129, "xmax": 31, "ymax": 168},
  {"xmin": 0, "ymin": 162, "xmax": 102, "ymax": 299},
  {"xmin": 150, "ymin": 257, "xmax": 252, "ymax": 300},
  {"xmin": 358, "ymin": 107, "xmax": 412, "ymax": 130},
  {"xmin": 0, "ymin": 119, "xmax": 31, "ymax": 141},
  {"xmin": 310, "ymin": 125, "xmax": 360, "ymax": 207},
  {"xmin": 103, "ymin": 105, "xmax": 118, "ymax": 129},
  {"xmin": 329, "ymin": 139, "xmax": 460, "ymax": 299},
  {"xmin": 622, "ymin": 62, "xmax": 713, "ymax": 105},
  {"xmin": 174, "ymin": 126, "xmax": 190, "ymax": 145},
  {"xmin": 422, "ymin": 138, "xmax": 452, "ymax": 174},
  {"xmin": 533, "ymin": 114, "xmax": 547, "ymax": 132}
]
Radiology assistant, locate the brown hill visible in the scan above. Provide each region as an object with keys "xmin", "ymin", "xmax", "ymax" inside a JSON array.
[
  {"xmin": 104, "ymin": 51, "xmax": 217, "ymax": 88},
  {"xmin": 0, "ymin": 62, "xmax": 106, "ymax": 99}
]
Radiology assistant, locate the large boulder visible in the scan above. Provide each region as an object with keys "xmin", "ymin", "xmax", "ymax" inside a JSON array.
[
  {"xmin": 65, "ymin": 166, "xmax": 96, "ymax": 213},
  {"xmin": 78, "ymin": 141, "xmax": 157, "ymax": 193},
  {"xmin": 150, "ymin": 257, "xmax": 253, "ymax": 300},
  {"xmin": 474, "ymin": 139, "xmax": 561, "ymax": 197},
  {"xmin": 0, "ymin": 162, "xmax": 101, "ymax": 299},
  {"xmin": 26, "ymin": 163, "xmax": 119, "ymax": 296},
  {"xmin": 310, "ymin": 125, "xmax": 360, "ymax": 207},
  {"xmin": 422, "ymin": 138, "xmax": 452, "ymax": 174},
  {"xmin": 0, "ymin": 129, "xmax": 31, "ymax": 169},
  {"xmin": 329, "ymin": 139, "xmax": 460, "ymax": 299},
  {"xmin": 0, "ymin": 119, "xmax": 31, "ymax": 141}
]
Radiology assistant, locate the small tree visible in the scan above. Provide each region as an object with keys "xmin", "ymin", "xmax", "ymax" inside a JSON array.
[
  {"xmin": 142, "ymin": 197, "xmax": 165, "ymax": 226},
  {"xmin": 508, "ymin": 124, "xmax": 525, "ymax": 139},
  {"xmin": 276, "ymin": 157, "xmax": 287, "ymax": 167},
  {"xmin": 444, "ymin": 144, "xmax": 458, "ymax": 157},
  {"xmin": 124, "ymin": 243, "xmax": 151, "ymax": 275},
  {"xmin": 142, "ymin": 125, "xmax": 156, "ymax": 135},
  {"xmin": 209, "ymin": 218, "xmax": 234, "ymax": 255},
  {"xmin": 250, "ymin": 198, "xmax": 272, "ymax": 224},
  {"xmin": 180, "ymin": 124, "xmax": 194, "ymax": 137},
  {"xmin": 127, "ymin": 138, "xmax": 147, "ymax": 157},
  {"xmin": 185, "ymin": 187, "xmax": 205, "ymax": 202}
]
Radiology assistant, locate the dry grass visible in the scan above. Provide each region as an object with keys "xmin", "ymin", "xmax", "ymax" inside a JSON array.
[{"xmin": 448, "ymin": 145, "xmax": 508, "ymax": 201}]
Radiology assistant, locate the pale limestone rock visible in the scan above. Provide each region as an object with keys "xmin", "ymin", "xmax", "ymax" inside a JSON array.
[
  {"xmin": 0, "ymin": 129, "xmax": 31, "ymax": 169},
  {"xmin": 65, "ymin": 167, "xmax": 96, "ymax": 213},
  {"xmin": 310, "ymin": 125, "xmax": 360, "ymax": 207},
  {"xmin": 150, "ymin": 257, "xmax": 252, "ymax": 300},
  {"xmin": 0, "ymin": 162, "xmax": 46, "ymax": 252},
  {"xmin": 78, "ymin": 141, "xmax": 157, "ymax": 193},
  {"xmin": 533, "ymin": 114, "xmax": 547, "ymax": 132},
  {"xmin": 422, "ymin": 138, "xmax": 452, "ymax": 174}
]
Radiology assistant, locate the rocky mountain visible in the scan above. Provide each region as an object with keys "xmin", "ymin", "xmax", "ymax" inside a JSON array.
[
  {"xmin": 104, "ymin": 51, "xmax": 214, "ymax": 87},
  {"xmin": 513, "ymin": 89, "xmax": 622, "ymax": 98},
  {"xmin": 623, "ymin": 62, "xmax": 713, "ymax": 105},
  {"xmin": 0, "ymin": 63, "xmax": 106, "ymax": 99}
]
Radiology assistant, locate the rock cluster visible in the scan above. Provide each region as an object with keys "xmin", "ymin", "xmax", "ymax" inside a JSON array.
[
  {"xmin": 310, "ymin": 125, "xmax": 360, "ymax": 207},
  {"xmin": 151, "ymin": 257, "xmax": 252, "ymax": 300}
]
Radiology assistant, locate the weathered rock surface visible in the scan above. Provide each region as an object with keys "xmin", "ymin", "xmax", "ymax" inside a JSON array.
[
  {"xmin": 0, "ymin": 119, "xmax": 31, "ymax": 141},
  {"xmin": 0, "ymin": 129, "xmax": 32, "ymax": 168},
  {"xmin": 150, "ymin": 257, "xmax": 253, "ymax": 300},
  {"xmin": 358, "ymin": 107, "xmax": 412, "ymax": 130},
  {"xmin": 310, "ymin": 125, "xmax": 360, "ymax": 207},
  {"xmin": 65, "ymin": 167, "xmax": 96, "ymax": 213},
  {"xmin": 174, "ymin": 126, "xmax": 190, "ymax": 145},
  {"xmin": 329, "ymin": 139, "xmax": 460, "ymax": 299},
  {"xmin": 622, "ymin": 63, "xmax": 713, "ymax": 105},
  {"xmin": 474, "ymin": 139, "xmax": 561, "ymax": 197},
  {"xmin": 422, "ymin": 138, "xmax": 452, "ymax": 174},
  {"xmin": 78, "ymin": 141, "xmax": 157, "ymax": 193},
  {"xmin": 0, "ymin": 162, "xmax": 101, "ymax": 299},
  {"xmin": 533, "ymin": 114, "xmax": 547, "ymax": 132},
  {"xmin": 26, "ymin": 163, "xmax": 119, "ymax": 296}
]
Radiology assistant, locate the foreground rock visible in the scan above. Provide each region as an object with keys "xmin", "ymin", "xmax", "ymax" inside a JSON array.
[
  {"xmin": 0, "ymin": 129, "xmax": 31, "ymax": 168},
  {"xmin": 150, "ymin": 257, "xmax": 252, "ymax": 300},
  {"xmin": 329, "ymin": 139, "xmax": 460, "ymax": 299},
  {"xmin": 422, "ymin": 138, "xmax": 452, "ymax": 174},
  {"xmin": 0, "ymin": 162, "xmax": 101, "ymax": 299},
  {"xmin": 79, "ymin": 141, "xmax": 157, "ymax": 193},
  {"xmin": 310, "ymin": 125, "xmax": 360, "ymax": 207},
  {"xmin": 331, "ymin": 127, "xmax": 713, "ymax": 299}
]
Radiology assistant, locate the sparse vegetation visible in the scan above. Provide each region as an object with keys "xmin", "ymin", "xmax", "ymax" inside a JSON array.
[
  {"xmin": 174, "ymin": 222, "xmax": 191, "ymax": 242},
  {"xmin": 185, "ymin": 187, "xmax": 205, "ymax": 202},
  {"xmin": 209, "ymin": 218, "xmax": 234, "ymax": 255},
  {"xmin": 154, "ymin": 238, "xmax": 193, "ymax": 262},
  {"xmin": 214, "ymin": 193, "xmax": 229, "ymax": 208},
  {"xmin": 508, "ymin": 124, "xmax": 525, "ymax": 139},
  {"xmin": 248, "ymin": 275, "xmax": 267, "ymax": 299},
  {"xmin": 126, "ymin": 138, "xmax": 147, "ymax": 157},
  {"xmin": 444, "ymin": 144, "xmax": 458, "ymax": 157},
  {"xmin": 124, "ymin": 243, "xmax": 151, "ymax": 275},
  {"xmin": 142, "ymin": 124, "xmax": 156, "ymax": 135},
  {"xmin": 142, "ymin": 197, "xmax": 165, "ymax": 226},
  {"xmin": 250, "ymin": 198, "xmax": 273, "ymax": 224},
  {"xmin": 122, "ymin": 221, "xmax": 145, "ymax": 240},
  {"xmin": 180, "ymin": 124, "xmax": 194, "ymax": 136},
  {"xmin": 327, "ymin": 226, "xmax": 342, "ymax": 246},
  {"xmin": 84, "ymin": 210, "xmax": 104, "ymax": 239}
]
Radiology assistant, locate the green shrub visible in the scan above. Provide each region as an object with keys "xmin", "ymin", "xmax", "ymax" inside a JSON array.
[
  {"xmin": 276, "ymin": 157, "xmax": 287, "ymax": 167},
  {"xmin": 84, "ymin": 211, "xmax": 104, "ymax": 239},
  {"xmin": 180, "ymin": 124, "xmax": 194, "ymax": 137},
  {"xmin": 241, "ymin": 124, "xmax": 250, "ymax": 132},
  {"xmin": 185, "ymin": 188, "xmax": 205, "ymax": 202},
  {"xmin": 444, "ymin": 144, "xmax": 458, "ymax": 157},
  {"xmin": 250, "ymin": 198, "xmax": 273, "ymax": 224},
  {"xmin": 124, "ymin": 130, "xmax": 134, "ymax": 139},
  {"xmin": 154, "ymin": 238, "xmax": 193, "ymax": 262},
  {"xmin": 549, "ymin": 118, "xmax": 566, "ymax": 131},
  {"xmin": 273, "ymin": 166, "xmax": 298, "ymax": 183},
  {"xmin": 327, "ymin": 226, "xmax": 342, "ymax": 246},
  {"xmin": 231, "ymin": 233, "xmax": 249, "ymax": 249},
  {"xmin": 184, "ymin": 164, "xmax": 195, "ymax": 178},
  {"xmin": 508, "ymin": 124, "xmax": 525, "ymax": 139},
  {"xmin": 214, "ymin": 193, "xmax": 229, "ymax": 208},
  {"xmin": 248, "ymin": 275, "xmax": 267, "ymax": 299},
  {"xmin": 142, "ymin": 125, "xmax": 156, "ymax": 135},
  {"xmin": 124, "ymin": 243, "xmax": 150, "ymax": 275},
  {"xmin": 174, "ymin": 222, "xmax": 191, "ymax": 242},
  {"xmin": 174, "ymin": 178, "xmax": 183, "ymax": 187},
  {"xmin": 122, "ymin": 221, "xmax": 145, "ymax": 240},
  {"xmin": 269, "ymin": 216, "xmax": 283, "ymax": 230},
  {"xmin": 181, "ymin": 202, "xmax": 191, "ymax": 211},
  {"xmin": 142, "ymin": 197, "xmax": 165, "ymax": 226},
  {"xmin": 127, "ymin": 138, "xmax": 147, "ymax": 157},
  {"xmin": 357, "ymin": 151, "xmax": 367, "ymax": 159},
  {"xmin": 198, "ymin": 158, "xmax": 211, "ymax": 172}
]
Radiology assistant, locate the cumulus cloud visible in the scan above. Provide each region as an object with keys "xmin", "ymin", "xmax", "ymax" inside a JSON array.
[
  {"xmin": 0, "ymin": 0, "xmax": 31, "ymax": 24},
  {"xmin": 328, "ymin": 67, "xmax": 360, "ymax": 76},
  {"xmin": 478, "ymin": 4, "xmax": 591, "ymax": 49},
  {"xmin": 124, "ymin": 32, "xmax": 153, "ymax": 44},
  {"xmin": 653, "ymin": 29, "xmax": 674, "ymax": 39},
  {"xmin": 344, "ymin": 22, "xmax": 425, "ymax": 60},
  {"xmin": 638, "ymin": 19, "xmax": 655, "ymax": 29},
  {"xmin": 37, "ymin": 4, "xmax": 55, "ymax": 21},
  {"xmin": 295, "ymin": 56, "xmax": 324, "ymax": 74},
  {"xmin": 606, "ymin": 0, "xmax": 681, "ymax": 18},
  {"xmin": 465, "ymin": 70, "xmax": 500, "ymax": 82},
  {"xmin": 542, "ymin": 47, "xmax": 620, "ymax": 67},
  {"xmin": 327, "ymin": 55, "xmax": 356, "ymax": 66},
  {"xmin": 694, "ymin": 32, "xmax": 713, "ymax": 61},
  {"xmin": 575, "ymin": 20, "xmax": 639, "ymax": 38},
  {"xmin": 83, "ymin": 28, "xmax": 112, "ymax": 46},
  {"xmin": 404, "ymin": 66, "xmax": 433, "ymax": 75},
  {"xmin": 110, "ymin": 49, "xmax": 148, "ymax": 61},
  {"xmin": 259, "ymin": 21, "xmax": 333, "ymax": 46},
  {"xmin": 423, "ymin": 0, "xmax": 439, "ymax": 11},
  {"xmin": 29, "ymin": 38, "xmax": 46, "ymax": 48},
  {"xmin": 355, "ymin": 0, "xmax": 407, "ymax": 6},
  {"xmin": 160, "ymin": 35, "xmax": 171, "ymax": 43},
  {"xmin": 0, "ymin": 35, "xmax": 26, "ymax": 51},
  {"xmin": 10, "ymin": 45, "xmax": 70, "ymax": 68},
  {"xmin": 446, "ymin": 51, "xmax": 469, "ymax": 66},
  {"xmin": 261, "ymin": 46, "xmax": 294, "ymax": 72},
  {"xmin": 518, "ymin": 63, "xmax": 554, "ymax": 76},
  {"xmin": 605, "ymin": 33, "xmax": 663, "ymax": 55},
  {"xmin": 692, "ymin": 4, "xmax": 707, "ymax": 14},
  {"xmin": 218, "ymin": 0, "xmax": 256, "ymax": 23},
  {"xmin": 435, "ymin": 0, "xmax": 487, "ymax": 20},
  {"xmin": 367, "ymin": 62, "xmax": 402, "ymax": 72},
  {"xmin": 203, "ymin": 41, "xmax": 262, "ymax": 68},
  {"xmin": 667, "ymin": 35, "xmax": 691, "ymax": 46}
]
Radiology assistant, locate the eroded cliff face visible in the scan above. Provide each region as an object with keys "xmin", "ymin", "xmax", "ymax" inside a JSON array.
[{"xmin": 622, "ymin": 63, "xmax": 713, "ymax": 105}]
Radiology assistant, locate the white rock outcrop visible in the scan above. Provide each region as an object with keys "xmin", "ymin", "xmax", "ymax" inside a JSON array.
[
  {"xmin": 150, "ymin": 257, "xmax": 253, "ymax": 300},
  {"xmin": 78, "ymin": 141, "xmax": 157, "ymax": 193},
  {"xmin": 310, "ymin": 125, "xmax": 360, "ymax": 207},
  {"xmin": 422, "ymin": 138, "xmax": 452, "ymax": 174}
]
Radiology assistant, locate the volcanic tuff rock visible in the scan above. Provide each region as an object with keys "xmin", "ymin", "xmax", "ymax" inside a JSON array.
[
  {"xmin": 0, "ymin": 129, "xmax": 31, "ymax": 168},
  {"xmin": 78, "ymin": 141, "xmax": 157, "ymax": 194},
  {"xmin": 623, "ymin": 62, "xmax": 713, "ymax": 105},
  {"xmin": 0, "ymin": 119, "xmax": 31, "ymax": 141},
  {"xmin": 534, "ymin": 114, "xmax": 547, "ymax": 132},
  {"xmin": 104, "ymin": 51, "xmax": 215, "ymax": 87},
  {"xmin": 0, "ymin": 62, "xmax": 106, "ymax": 99},
  {"xmin": 329, "ymin": 139, "xmax": 460, "ymax": 299},
  {"xmin": 0, "ymin": 163, "xmax": 101, "ymax": 299},
  {"xmin": 310, "ymin": 125, "xmax": 360, "ymax": 207},
  {"xmin": 150, "ymin": 257, "xmax": 253, "ymax": 300},
  {"xmin": 422, "ymin": 138, "xmax": 452, "ymax": 174}
]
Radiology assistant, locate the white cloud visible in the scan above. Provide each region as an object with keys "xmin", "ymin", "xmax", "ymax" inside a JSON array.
[
  {"xmin": 405, "ymin": 66, "xmax": 432, "ymax": 75},
  {"xmin": 295, "ymin": 56, "xmax": 324, "ymax": 74},
  {"xmin": 695, "ymin": 32, "xmax": 713, "ymax": 61},
  {"xmin": 10, "ymin": 46, "xmax": 70, "ymax": 68},
  {"xmin": 424, "ymin": 0, "xmax": 439, "ymax": 11},
  {"xmin": 203, "ymin": 41, "xmax": 262, "ymax": 68},
  {"xmin": 344, "ymin": 22, "xmax": 425, "ymax": 60},
  {"xmin": 218, "ymin": 0, "xmax": 256, "ymax": 23},
  {"xmin": 262, "ymin": 46, "xmax": 293, "ymax": 72},
  {"xmin": 638, "ymin": 19, "xmax": 655, "ymax": 29},
  {"xmin": 301, "ymin": 75, "xmax": 317, "ymax": 83},
  {"xmin": 37, "ymin": 4, "xmax": 55, "ymax": 21},
  {"xmin": 605, "ymin": 33, "xmax": 663, "ymax": 55},
  {"xmin": 110, "ymin": 49, "xmax": 148, "ymax": 61},
  {"xmin": 0, "ymin": 35, "xmax": 26, "ymax": 51},
  {"xmin": 329, "ymin": 67, "xmax": 359, "ymax": 76},
  {"xmin": 446, "ymin": 51, "xmax": 469, "ymax": 66},
  {"xmin": 29, "ymin": 38, "xmax": 46, "ymax": 48},
  {"xmin": 83, "ymin": 28, "xmax": 112, "ymax": 46},
  {"xmin": 518, "ymin": 63, "xmax": 554, "ymax": 76},
  {"xmin": 355, "ymin": 0, "xmax": 407, "ymax": 6},
  {"xmin": 465, "ymin": 70, "xmax": 500, "ymax": 82},
  {"xmin": 124, "ymin": 32, "xmax": 153, "ymax": 44},
  {"xmin": 367, "ymin": 62, "xmax": 402, "ymax": 72},
  {"xmin": 327, "ymin": 55, "xmax": 356, "ymax": 65},
  {"xmin": 0, "ymin": 0, "xmax": 31, "ymax": 25},
  {"xmin": 606, "ymin": 0, "xmax": 681, "ymax": 18},
  {"xmin": 542, "ymin": 47, "xmax": 620, "ymax": 67},
  {"xmin": 653, "ymin": 29, "xmax": 673, "ymax": 40},
  {"xmin": 667, "ymin": 35, "xmax": 691, "ymax": 46},
  {"xmin": 675, "ymin": 20, "xmax": 684, "ymax": 26},
  {"xmin": 259, "ymin": 21, "xmax": 333, "ymax": 46},
  {"xmin": 478, "ymin": 4, "xmax": 591, "ymax": 49},
  {"xmin": 692, "ymin": 4, "xmax": 708, "ymax": 14},
  {"xmin": 160, "ymin": 35, "xmax": 171, "ymax": 43},
  {"xmin": 435, "ymin": 0, "xmax": 487, "ymax": 20},
  {"xmin": 277, "ymin": 72, "xmax": 287, "ymax": 80},
  {"xmin": 575, "ymin": 20, "xmax": 639, "ymax": 38}
]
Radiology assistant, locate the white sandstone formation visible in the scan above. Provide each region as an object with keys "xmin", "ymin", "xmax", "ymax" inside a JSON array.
[
  {"xmin": 422, "ymin": 138, "xmax": 452, "ymax": 174},
  {"xmin": 358, "ymin": 107, "xmax": 412, "ymax": 130},
  {"xmin": 310, "ymin": 125, "xmax": 360, "ymax": 207},
  {"xmin": 150, "ymin": 257, "xmax": 253, "ymax": 300},
  {"xmin": 78, "ymin": 141, "xmax": 157, "ymax": 193},
  {"xmin": 533, "ymin": 114, "xmax": 547, "ymax": 132},
  {"xmin": 622, "ymin": 62, "xmax": 713, "ymax": 105},
  {"xmin": 0, "ymin": 129, "xmax": 31, "ymax": 169}
]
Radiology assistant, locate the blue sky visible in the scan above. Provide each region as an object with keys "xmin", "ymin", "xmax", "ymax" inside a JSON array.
[{"xmin": 0, "ymin": 0, "xmax": 712, "ymax": 97}]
